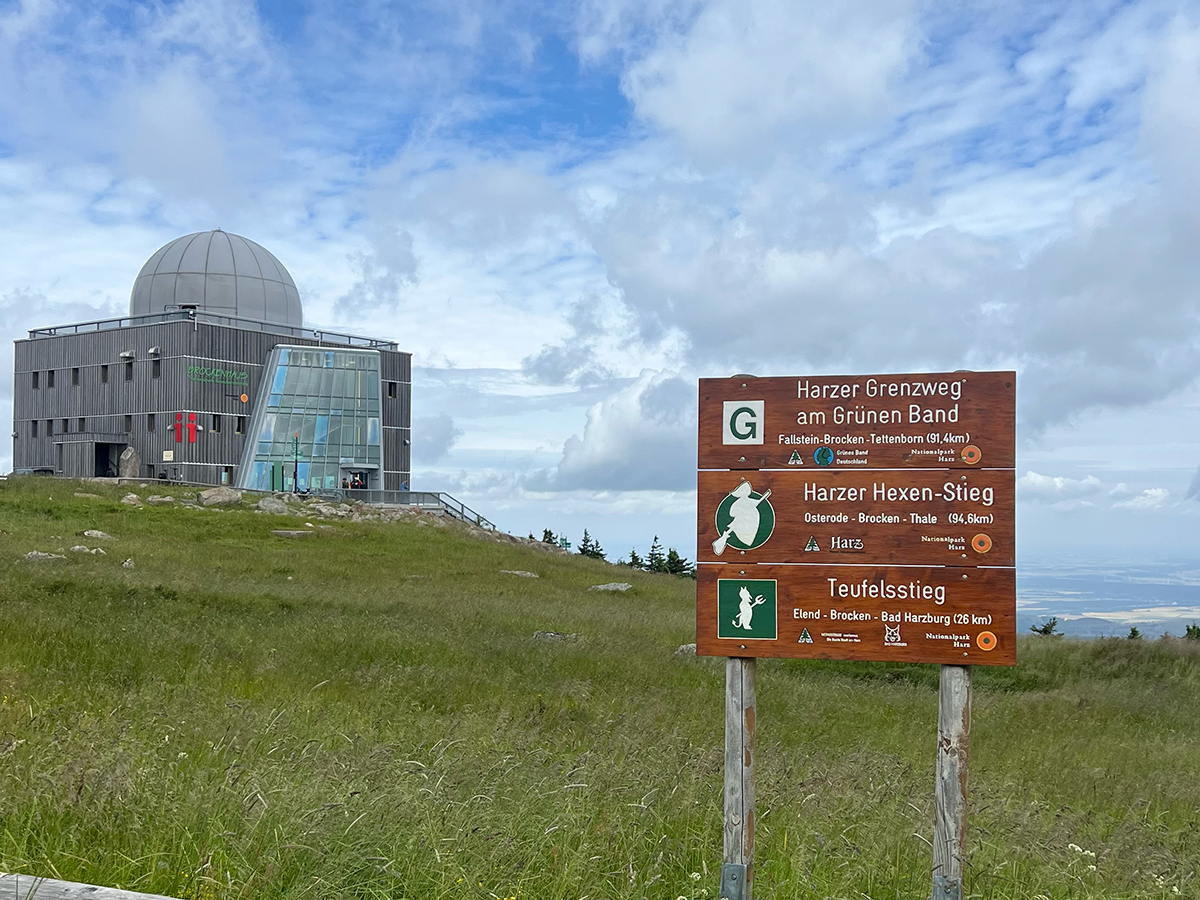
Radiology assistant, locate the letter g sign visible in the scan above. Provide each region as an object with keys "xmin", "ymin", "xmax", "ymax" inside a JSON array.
[{"xmin": 722, "ymin": 400, "xmax": 765, "ymax": 445}]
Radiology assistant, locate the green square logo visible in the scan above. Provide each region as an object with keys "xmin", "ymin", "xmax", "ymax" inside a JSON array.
[{"xmin": 717, "ymin": 579, "xmax": 778, "ymax": 640}]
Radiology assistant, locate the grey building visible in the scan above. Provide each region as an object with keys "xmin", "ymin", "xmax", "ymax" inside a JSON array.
[{"xmin": 12, "ymin": 230, "xmax": 411, "ymax": 491}]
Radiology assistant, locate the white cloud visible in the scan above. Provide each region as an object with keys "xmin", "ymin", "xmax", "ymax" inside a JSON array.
[{"xmin": 1112, "ymin": 487, "xmax": 1170, "ymax": 509}]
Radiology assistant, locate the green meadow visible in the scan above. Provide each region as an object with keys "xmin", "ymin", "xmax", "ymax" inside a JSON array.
[{"xmin": 0, "ymin": 476, "xmax": 1197, "ymax": 899}]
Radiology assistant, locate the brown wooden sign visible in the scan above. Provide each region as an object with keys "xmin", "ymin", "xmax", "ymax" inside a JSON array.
[
  {"xmin": 696, "ymin": 564, "xmax": 1015, "ymax": 665},
  {"xmin": 699, "ymin": 371, "xmax": 1015, "ymax": 470},
  {"xmin": 697, "ymin": 469, "xmax": 1014, "ymax": 566}
]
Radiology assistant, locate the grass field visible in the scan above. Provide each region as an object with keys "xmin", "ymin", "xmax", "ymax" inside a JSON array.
[{"xmin": 1, "ymin": 476, "xmax": 1198, "ymax": 900}]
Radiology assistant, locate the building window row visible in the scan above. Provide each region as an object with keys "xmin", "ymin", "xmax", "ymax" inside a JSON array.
[
  {"xmin": 30, "ymin": 413, "xmax": 244, "ymax": 437},
  {"xmin": 31, "ymin": 361, "xmax": 157, "ymax": 388}
]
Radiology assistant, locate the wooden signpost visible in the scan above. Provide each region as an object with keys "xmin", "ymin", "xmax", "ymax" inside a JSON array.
[{"xmin": 696, "ymin": 371, "xmax": 1015, "ymax": 900}]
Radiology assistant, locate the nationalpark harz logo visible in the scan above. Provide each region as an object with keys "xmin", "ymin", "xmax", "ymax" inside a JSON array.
[{"xmin": 718, "ymin": 579, "xmax": 778, "ymax": 640}]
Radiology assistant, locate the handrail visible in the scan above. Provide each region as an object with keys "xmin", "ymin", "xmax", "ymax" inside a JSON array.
[
  {"xmin": 26, "ymin": 309, "xmax": 399, "ymax": 351},
  {"xmin": 339, "ymin": 489, "xmax": 495, "ymax": 529}
]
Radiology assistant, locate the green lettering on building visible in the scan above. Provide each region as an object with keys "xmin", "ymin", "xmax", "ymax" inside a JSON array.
[{"xmin": 187, "ymin": 365, "xmax": 250, "ymax": 386}]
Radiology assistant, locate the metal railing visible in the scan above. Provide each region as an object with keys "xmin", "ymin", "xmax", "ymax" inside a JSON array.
[
  {"xmin": 337, "ymin": 489, "xmax": 495, "ymax": 529},
  {"xmin": 27, "ymin": 309, "xmax": 398, "ymax": 350}
]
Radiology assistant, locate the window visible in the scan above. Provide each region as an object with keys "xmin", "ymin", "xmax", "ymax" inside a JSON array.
[
  {"xmin": 72, "ymin": 367, "xmax": 79, "ymax": 386},
  {"xmin": 235, "ymin": 416, "xmax": 246, "ymax": 434},
  {"xmin": 387, "ymin": 381, "xmax": 397, "ymax": 399},
  {"xmin": 31, "ymin": 420, "xmax": 38, "ymax": 438},
  {"xmin": 31, "ymin": 372, "xmax": 38, "ymax": 389},
  {"xmin": 78, "ymin": 417, "xmax": 85, "ymax": 432},
  {"xmin": 124, "ymin": 361, "xmax": 133, "ymax": 381},
  {"xmin": 152, "ymin": 359, "xmax": 161, "ymax": 379},
  {"xmin": 147, "ymin": 413, "xmax": 156, "ymax": 433},
  {"xmin": 61, "ymin": 418, "xmax": 69, "ymax": 434},
  {"xmin": 211, "ymin": 414, "xmax": 221, "ymax": 433},
  {"xmin": 123, "ymin": 415, "xmax": 132, "ymax": 432},
  {"xmin": 47, "ymin": 370, "xmax": 55, "ymax": 388},
  {"xmin": 101, "ymin": 365, "xmax": 109, "ymax": 384},
  {"xmin": 45, "ymin": 420, "xmax": 53, "ymax": 436}
]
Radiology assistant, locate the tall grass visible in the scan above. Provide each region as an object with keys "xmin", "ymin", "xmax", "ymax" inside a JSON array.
[{"xmin": 0, "ymin": 477, "xmax": 1197, "ymax": 898}]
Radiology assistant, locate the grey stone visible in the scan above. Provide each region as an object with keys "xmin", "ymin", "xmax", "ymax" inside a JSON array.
[
  {"xmin": 198, "ymin": 487, "xmax": 242, "ymax": 507},
  {"xmin": 590, "ymin": 582, "xmax": 633, "ymax": 592},
  {"xmin": 256, "ymin": 496, "xmax": 289, "ymax": 515},
  {"xmin": 120, "ymin": 493, "xmax": 143, "ymax": 507},
  {"xmin": 272, "ymin": 530, "xmax": 312, "ymax": 539},
  {"xmin": 501, "ymin": 570, "xmax": 539, "ymax": 578},
  {"xmin": 533, "ymin": 631, "xmax": 580, "ymax": 642},
  {"xmin": 122, "ymin": 559, "xmax": 135, "ymax": 569},
  {"xmin": 73, "ymin": 492, "xmax": 101, "ymax": 499},
  {"xmin": 118, "ymin": 447, "xmax": 140, "ymax": 479},
  {"xmin": 23, "ymin": 551, "xmax": 66, "ymax": 561},
  {"xmin": 70, "ymin": 546, "xmax": 107, "ymax": 555},
  {"xmin": 81, "ymin": 530, "xmax": 114, "ymax": 540},
  {"xmin": 146, "ymin": 495, "xmax": 175, "ymax": 505},
  {"xmin": 676, "ymin": 643, "xmax": 697, "ymax": 655}
]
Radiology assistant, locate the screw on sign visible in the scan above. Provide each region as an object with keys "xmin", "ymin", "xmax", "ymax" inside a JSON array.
[{"xmin": 697, "ymin": 369, "xmax": 1015, "ymax": 900}]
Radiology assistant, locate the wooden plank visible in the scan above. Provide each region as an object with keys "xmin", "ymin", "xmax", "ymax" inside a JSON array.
[
  {"xmin": 932, "ymin": 665, "xmax": 971, "ymax": 900},
  {"xmin": 699, "ymin": 371, "xmax": 1015, "ymax": 470},
  {"xmin": 697, "ymin": 469, "xmax": 1014, "ymax": 567},
  {"xmin": 696, "ymin": 565, "xmax": 1015, "ymax": 665},
  {"xmin": 723, "ymin": 658, "xmax": 755, "ymax": 900},
  {"xmin": 0, "ymin": 874, "xmax": 180, "ymax": 900}
]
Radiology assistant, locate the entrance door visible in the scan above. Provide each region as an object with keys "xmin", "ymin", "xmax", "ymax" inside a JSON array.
[{"xmin": 94, "ymin": 443, "xmax": 125, "ymax": 478}]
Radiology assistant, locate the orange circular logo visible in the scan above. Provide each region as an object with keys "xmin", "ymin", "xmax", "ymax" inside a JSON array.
[
  {"xmin": 971, "ymin": 533, "xmax": 992, "ymax": 553},
  {"xmin": 961, "ymin": 445, "xmax": 982, "ymax": 464},
  {"xmin": 976, "ymin": 631, "xmax": 997, "ymax": 651},
  {"xmin": 240, "ymin": 393, "xmax": 249, "ymax": 403}
]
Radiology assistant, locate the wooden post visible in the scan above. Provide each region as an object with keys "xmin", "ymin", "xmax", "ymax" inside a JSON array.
[
  {"xmin": 722, "ymin": 657, "xmax": 755, "ymax": 900},
  {"xmin": 932, "ymin": 664, "xmax": 972, "ymax": 900}
]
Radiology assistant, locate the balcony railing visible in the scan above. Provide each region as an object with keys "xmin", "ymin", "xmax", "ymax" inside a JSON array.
[{"xmin": 27, "ymin": 308, "xmax": 399, "ymax": 351}]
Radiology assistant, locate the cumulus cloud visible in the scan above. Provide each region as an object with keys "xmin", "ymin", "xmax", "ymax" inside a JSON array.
[
  {"xmin": 526, "ymin": 370, "xmax": 695, "ymax": 491},
  {"xmin": 1112, "ymin": 487, "xmax": 1171, "ymax": 510},
  {"xmin": 411, "ymin": 413, "xmax": 462, "ymax": 465},
  {"xmin": 1018, "ymin": 471, "xmax": 1105, "ymax": 500}
]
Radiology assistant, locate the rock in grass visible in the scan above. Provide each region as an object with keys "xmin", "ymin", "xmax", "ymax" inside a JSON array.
[
  {"xmin": 590, "ymin": 582, "xmax": 632, "ymax": 592},
  {"xmin": 121, "ymin": 493, "xmax": 143, "ymax": 507},
  {"xmin": 272, "ymin": 530, "xmax": 312, "ymax": 539},
  {"xmin": 23, "ymin": 551, "xmax": 66, "ymax": 561},
  {"xmin": 198, "ymin": 487, "xmax": 242, "ymax": 507},
  {"xmin": 122, "ymin": 558, "xmax": 135, "ymax": 569},
  {"xmin": 73, "ymin": 492, "xmax": 101, "ymax": 499},
  {"xmin": 501, "ymin": 570, "xmax": 539, "ymax": 578},
  {"xmin": 81, "ymin": 530, "xmax": 114, "ymax": 540},
  {"xmin": 533, "ymin": 631, "xmax": 580, "ymax": 642},
  {"xmin": 256, "ymin": 496, "xmax": 290, "ymax": 515},
  {"xmin": 676, "ymin": 643, "xmax": 697, "ymax": 655},
  {"xmin": 146, "ymin": 495, "xmax": 175, "ymax": 505},
  {"xmin": 69, "ymin": 545, "xmax": 106, "ymax": 555}
]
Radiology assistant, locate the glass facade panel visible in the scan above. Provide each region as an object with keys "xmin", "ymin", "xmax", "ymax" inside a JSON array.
[{"xmin": 237, "ymin": 345, "xmax": 384, "ymax": 492}]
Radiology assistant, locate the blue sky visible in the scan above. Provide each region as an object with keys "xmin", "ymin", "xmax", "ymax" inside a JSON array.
[{"xmin": 1, "ymin": 0, "xmax": 1198, "ymax": 571}]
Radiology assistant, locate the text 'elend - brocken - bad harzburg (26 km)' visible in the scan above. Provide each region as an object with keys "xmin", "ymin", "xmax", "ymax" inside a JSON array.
[{"xmin": 696, "ymin": 370, "xmax": 1016, "ymax": 666}]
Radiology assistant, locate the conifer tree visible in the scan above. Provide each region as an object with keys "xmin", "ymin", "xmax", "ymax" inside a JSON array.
[
  {"xmin": 542, "ymin": 528, "xmax": 556, "ymax": 544},
  {"xmin": 625, "ymin": 548, "xmax": 645, "ymax": 569},
  {"xmin": 647, "ymin": 536, "xmax": 667, "ymax": 573},
  {"xmin": 665, "ymin": 547, "xmax": 694, "ymax": 578}
]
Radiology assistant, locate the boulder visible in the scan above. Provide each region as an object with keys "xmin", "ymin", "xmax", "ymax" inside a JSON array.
[
  {"xmin": 120, "ymin": 493, "xmax": 143, "ymax": 507},
  {"xmin": 676, "ymin": 643, "xmax": 697, "ymax": 656},
  {"xmin": 81, "ymin": 530, "xmax": 113, "ymax": 540},
  {"xmin": 118, "ymin": 446, "xmax": 140, "ymax": 479},
  {"xmin": 256, "ymin": 496, "xmax": 290, "ymax": 515},
  {"xmin": 146, "ymin": 495, "xmax": 175, "ymax": 505},
  {"xmin": 73, "ymin": 492, "xmax": 100, "ymax": 499},
  {"xmin": 70, "ymin": 545, "xmax": 106, "ymax": 555},
  {"xmin": 501, "ymin": 570, "xmax": 539, "ymax": 578},
  {"xmin": 22, "ymin": 551, "xmax": 65, "ymax": 561},
  {"xmin": 272, "ymin": 530, "xmax": 312, "ymax": 539},
  {"xmin": 198, "ymin": 487, "xmax": 242, "ymax": 507},
  {"xmin": 590, "ymin": 582, "xmax": 633, "ymax": 592},
  {"xmin": 121, "ymin": 558, "xmax": 135, "ymax": 569}
]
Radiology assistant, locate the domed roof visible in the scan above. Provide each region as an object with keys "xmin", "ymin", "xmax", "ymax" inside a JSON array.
[{"xmin": 130, "ymin": 230, "xmax": 303, "ymax": 327}]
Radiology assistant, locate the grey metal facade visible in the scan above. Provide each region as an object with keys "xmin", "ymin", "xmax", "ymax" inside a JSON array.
[{"xmin": 13, "ymin": 311, "xmax": 411, "ymax": 489}]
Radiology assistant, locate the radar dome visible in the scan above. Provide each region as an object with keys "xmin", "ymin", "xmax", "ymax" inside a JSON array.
[{"xmin": 130, "ymin": 230, "xmax": 303, "ymax": 327}]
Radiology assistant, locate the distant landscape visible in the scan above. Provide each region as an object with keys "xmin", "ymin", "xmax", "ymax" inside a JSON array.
[{"xmin": 1, "ymin": 476, "xmax": 1197, "ymax": 899}]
